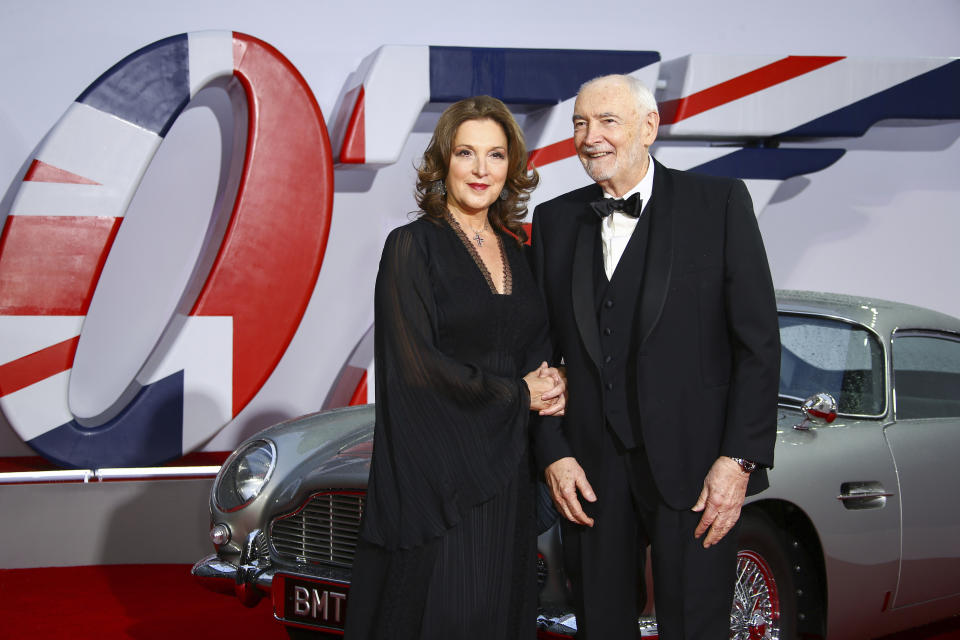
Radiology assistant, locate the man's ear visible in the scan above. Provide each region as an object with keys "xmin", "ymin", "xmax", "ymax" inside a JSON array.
[{"xmin": 643, "ymin": 109, "xmax": 660, "ymax": 146}]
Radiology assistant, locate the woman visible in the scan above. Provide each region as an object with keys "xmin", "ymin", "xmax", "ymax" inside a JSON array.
[{"xmin": 344, "ymin": 96, "xmax": 563, "ymax": 640}]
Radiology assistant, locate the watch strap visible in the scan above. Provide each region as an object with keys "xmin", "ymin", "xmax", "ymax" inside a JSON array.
[{"xmin": 730, "ymin": 457, "xmax": 757, "ymax": 473}]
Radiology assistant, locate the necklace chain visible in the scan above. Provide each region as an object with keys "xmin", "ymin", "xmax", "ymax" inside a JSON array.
[{"xmin": 458, "ymin": 215, "xmax": 489, "ymax": 247}]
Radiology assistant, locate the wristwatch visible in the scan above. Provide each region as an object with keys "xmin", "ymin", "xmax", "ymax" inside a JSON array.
[{"xmin": 730, "ymin": 457, "xmax": 758, "ymax": 473}]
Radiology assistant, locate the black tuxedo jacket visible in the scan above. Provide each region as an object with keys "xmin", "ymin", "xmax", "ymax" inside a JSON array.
[{"xmin": 530, "ymin": 158, "xmax": 780, "ymax": 512}]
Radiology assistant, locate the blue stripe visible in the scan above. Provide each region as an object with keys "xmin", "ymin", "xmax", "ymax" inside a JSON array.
[
  {"xmin": 77, "ymin": 34, "xmax": 191, "ymax": 137},
  {"xmin": 783, "ymin": 60, "xmax": 960, "ymax": 138},
  {"xmin": 689, "ymin": 148, "xmax": 846, "ymax": 180},
  {"xmin": 429, "ymin": 47, "xmax": 660, "ymax": 104},
  {"xmin": 28, "ymin": 372, "xmax": 185, "ymax": 469}
]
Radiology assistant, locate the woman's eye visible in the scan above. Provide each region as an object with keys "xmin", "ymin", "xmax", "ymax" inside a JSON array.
[
  {"xmin": 455, "ymin": 149, "xmax": 472, "ymax": 157},
  {"xmin": 491, "ymin": 151, "xmax": 505, "ymax": 159}
]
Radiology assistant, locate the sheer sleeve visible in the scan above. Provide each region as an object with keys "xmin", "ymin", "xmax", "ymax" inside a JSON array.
[
  {"xmin": 517, "ymin": 250, "xmax": 556, "ymax": 377},
  {"xmin": 360, "ymin": 225, "xmax": 532, "ymax": 550}
]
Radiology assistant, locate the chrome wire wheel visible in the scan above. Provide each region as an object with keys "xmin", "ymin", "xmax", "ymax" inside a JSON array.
[{"xmin": 731, "ymin": 549, "xmax": 781, "ymax": 640}]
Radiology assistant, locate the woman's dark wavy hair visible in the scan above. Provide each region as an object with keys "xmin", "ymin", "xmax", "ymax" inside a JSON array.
[{"xmin": 415, "ymin": 95, "xmax": 539, "ymax": 245}]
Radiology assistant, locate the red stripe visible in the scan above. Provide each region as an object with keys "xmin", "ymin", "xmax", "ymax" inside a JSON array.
[
  {"xmin": 339, "ymin": 85, "xmax": 366, "ymax": 164},
  {"xmin": 659, "ymin": 55, "xmax": 845, "ymax": 124},
  {"xmin": 521, "ymin": 222, "xmax": 532, "ymax": 246},
  {"xmin": 23, "ymin": 159, "xmax": 100, "ymax": 185},
  {"xmin": 348, "ymin": 371, "xmax": 367, "ymax": 406},
  {"xmin": 0, "ymin": 215, "xmax": 122, "ymax": 315},
  {"xmin": 524, "ymin": 56, "xmax": 845, "ymax": 169},
  {"xmin": 528, "ymin": 137, "xmax": 576, "ymax": 167},
  {"xmin": 171, "ymin": 450, "xmax": 231, "ymax": 466},
  {"xmin": 0, "ymin": 336, "xmax": 78, "ymax": 397},
  {"xmin": 193, "ymin": 34, "xmax": 334, "ymax": 416},
  {"xmin": 0, "ymin": 456, "xmax": 61, "ymax": 473}
]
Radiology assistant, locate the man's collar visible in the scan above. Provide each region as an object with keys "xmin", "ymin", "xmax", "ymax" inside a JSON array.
[{"xmin": 602, "ymin": 155, "xmax": 655, "ymax": 214}]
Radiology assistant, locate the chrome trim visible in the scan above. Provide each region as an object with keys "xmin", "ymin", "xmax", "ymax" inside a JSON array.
[
  {"xmin": 191, "ymin": 554, "xmax": 276, "ymax": 599},
  {"xmin": 270, "ymin": 491, "xmax": 364, "ymax": 567},
  {"xmin": 96, "ymin": 466, "xmax": 221, "ymax": 480},
  {"xmin": 837, "ymin": 492, "xmax": 894, "ymax": 500},
  {"xmin": 890, "ymin": 329, "xmax": 960, "ymax": 341},
  {"xmin": 210, "ymin": 523, "xmax": 231, "ymax": 545},
  {"xmin": 0, "ymin": 470, "xmax": 93, "ymax": 484},
  {"xmin": 191, "ymin": 554, "xmax": 240, "ymax": 581},
  {"xmin": 0, "ymin": 466, "xmax": 221, "ymax": 485},
  {"xmin": 222, "ymin": 530, "xmax": 274, "ymax": 606},
  {"xmin": 776, "ymin": 303, "xmax": 867, "ymax": 328},
  {"xmin": 794, "ymin": 392, "xmax": 838, "ymax": 431},
  {"xmin": 214, "ymin": 439, "xmax": 277, "ymax": 512},
  {"xmin": 255, "ymin": 570, "xmax": 273, "ymax": 591},
  {"xmin": 837, "ymin": 481, "xmax": 894, "ymax": 510},
  {"xmin": 536, "ymin": 612, "xmax": 659, "ymax": 637}
]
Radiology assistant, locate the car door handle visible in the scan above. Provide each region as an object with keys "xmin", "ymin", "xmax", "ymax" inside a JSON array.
[{"xmin": 837, "ymin": 481, "xmax": 894, "ymax": 510}]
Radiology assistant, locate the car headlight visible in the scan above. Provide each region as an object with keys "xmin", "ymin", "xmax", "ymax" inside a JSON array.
[{"xmin": 215, "ymin": 439, "xmax": 277, "ymax": 511}]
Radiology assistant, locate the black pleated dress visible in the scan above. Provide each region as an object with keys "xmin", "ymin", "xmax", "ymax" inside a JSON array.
[{"xmin": 344, "ymin": 214, "xmax": 551, "ymax": 640}]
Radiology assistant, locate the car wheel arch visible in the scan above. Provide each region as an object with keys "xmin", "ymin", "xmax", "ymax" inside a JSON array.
[{"xmin": 739, "ymin": 499, "xmax": 828, "ymax": 639}]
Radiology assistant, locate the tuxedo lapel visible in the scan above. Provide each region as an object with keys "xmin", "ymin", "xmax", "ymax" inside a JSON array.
[
  {"xmin": 637, "ymin": 159, "xmax": 675, "ymax": 346},
  {"xmin": 571, "ymin": 213, "xmax": 603, "ymax": 373}
]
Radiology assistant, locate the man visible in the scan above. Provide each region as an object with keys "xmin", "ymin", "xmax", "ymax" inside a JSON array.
[{"xmin": 530, "ymin": 74, "xmax": 780, "ymax": 639}]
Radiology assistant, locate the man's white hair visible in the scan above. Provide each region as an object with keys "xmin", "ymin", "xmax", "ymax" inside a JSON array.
[{"xmin": 579, "ymin": 74, "xmax": 659, "ymax": 116}]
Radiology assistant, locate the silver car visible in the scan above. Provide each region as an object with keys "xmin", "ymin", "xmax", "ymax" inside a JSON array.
[{"xmin": 193, "ymin": 290, "xmax": 960, "ymax": 639}]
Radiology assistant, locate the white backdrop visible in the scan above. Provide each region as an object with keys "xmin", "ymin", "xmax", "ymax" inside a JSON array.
[{"xmin": 1, "ymin": 0, "xmax": 958, "ymax": 459}]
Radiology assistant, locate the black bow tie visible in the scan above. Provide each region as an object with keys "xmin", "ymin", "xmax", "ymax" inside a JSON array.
[{"xmin": 590, "ymin": 192, "xmax": 643, "ymax": 219}]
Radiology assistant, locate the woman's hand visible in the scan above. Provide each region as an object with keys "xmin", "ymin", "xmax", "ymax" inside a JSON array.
[{"xmin": 524, "ymin": 361, "xmax": 566, "ymax": 416}]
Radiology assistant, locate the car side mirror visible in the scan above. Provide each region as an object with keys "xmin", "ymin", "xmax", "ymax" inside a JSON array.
[{"xmin": 794, "ymin": 392, "xmax": 838, "ymax": 430}]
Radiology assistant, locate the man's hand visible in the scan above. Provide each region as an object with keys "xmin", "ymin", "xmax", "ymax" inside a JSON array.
[
  {"xmin": 692, "ymin": 456, "xmax": 750, "ymax": 548},
  {"xmin": 545, "ymin": 456, "xmax": 596, "ymax": 527}
]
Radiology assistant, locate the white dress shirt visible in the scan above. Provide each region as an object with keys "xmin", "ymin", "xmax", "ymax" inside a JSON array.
[{"xmin": 600, "ymin": 158, "xmax": 655, "ymax": 279}]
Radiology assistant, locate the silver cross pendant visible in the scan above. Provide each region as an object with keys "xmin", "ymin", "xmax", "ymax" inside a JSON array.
[{"xmin": 473, "ymin": 232, "xmax": 484, "ymax": 246}]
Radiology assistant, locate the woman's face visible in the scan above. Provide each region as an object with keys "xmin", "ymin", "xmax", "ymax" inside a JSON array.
[{"xmin": 444, "ymin": 118, "xmax": 509, "ymax": 218}]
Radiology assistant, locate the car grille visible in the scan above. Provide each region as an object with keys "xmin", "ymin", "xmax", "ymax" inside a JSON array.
[
  {"xmin": 254, "ymin": 530, "xmax": 271, "ymax": 566},
  {"xmin": 270, "ymin": 491, "xmax": 365, "ymax": 567}
]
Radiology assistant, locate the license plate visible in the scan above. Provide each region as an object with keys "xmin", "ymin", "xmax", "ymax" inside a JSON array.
[{"xmin": 276, "ymin": 574, "xmax": 350, "ymax": 631}]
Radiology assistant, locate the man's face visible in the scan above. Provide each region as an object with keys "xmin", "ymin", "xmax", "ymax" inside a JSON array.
[{"xmin": 572, "ymin": 78, "xmax": 658, "ymax": 195}]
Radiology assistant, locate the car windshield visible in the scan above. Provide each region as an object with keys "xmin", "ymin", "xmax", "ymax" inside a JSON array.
[{"xmin": 778, "ymin": 314, "xmax": 885, "ymax": 416}]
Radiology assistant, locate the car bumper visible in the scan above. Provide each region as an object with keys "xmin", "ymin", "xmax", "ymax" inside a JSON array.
[
  {"xmin": 191, "ymin": 554, "xmax": 274, "ymax": 606},
  {"xmin": 192, "ymin": 553, "xmax": 662, "ymax": 637}
]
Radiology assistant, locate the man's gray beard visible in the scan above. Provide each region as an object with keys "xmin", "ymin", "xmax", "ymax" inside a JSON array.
[
  {"xmin": 581, "ymin": 158, "xmax": 614, "ymax": 183},
  {"xmin": 580, "ymin": 144, "xmax": 646, "ymax": 185}
]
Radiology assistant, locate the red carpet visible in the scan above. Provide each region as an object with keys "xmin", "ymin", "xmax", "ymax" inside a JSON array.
[
  {"xmin": 876, "ymin": 618, "xmax": 960, "ymax": 640},
  {"xmin": 0, "ymin": 564, "xmax": 957, "ymax": 639},
  {"xmin": 0, "ymin": 564, "xmax": 285, "ymax": 639}
]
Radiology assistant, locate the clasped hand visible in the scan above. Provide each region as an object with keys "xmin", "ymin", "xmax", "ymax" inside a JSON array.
[{"xmin": 524, "ymin": 361, "xmax": 566, "ymax": 416}]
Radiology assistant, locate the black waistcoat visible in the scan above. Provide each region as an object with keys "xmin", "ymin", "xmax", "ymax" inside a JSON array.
[{"xmin": 594, "ymin": 213, "xmax": 651, "ymax": 450}]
